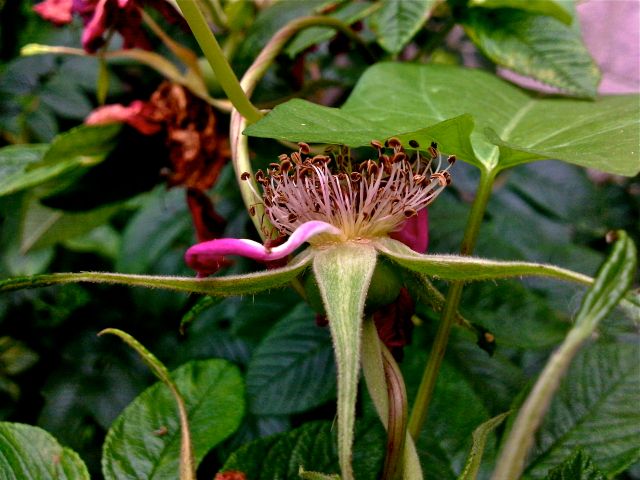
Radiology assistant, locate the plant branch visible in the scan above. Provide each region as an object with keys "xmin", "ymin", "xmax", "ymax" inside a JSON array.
[
  {"xmin": 408, "ymin": 166, "xmax": 497, "ymax": 440},
  {"xmin": 176, "ymin": 0, "xmax": 262, "ymax": 123}
]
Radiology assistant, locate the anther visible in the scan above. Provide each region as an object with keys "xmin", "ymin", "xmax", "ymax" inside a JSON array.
[
  {"xmin": 255, "ymin": 170, "xmax": 265, "ymax": 182},
  {"xmin": 387, "ymin": 137, "xmax": 401, "ymax": 149},
  {"xmin": 291, "ymin": 152, "xmax": 302, "ymax": 164},
  {"xmin": 447, "ymin": 155, "xmax": 456, "ymax": 164},
  {"xmin": 288, "ymin": 213, "xmax": 298, "ymax": 222},
  {"xmin": 350, "ymin": 171, "xmax": 362, "ymax": 182},
  {"xmin": 278, "ymin": 154, "xmax": 289, "ymax": 162},
  {"xmin": 298, "ymin": 142, "xmax": 310, "ymax": 155},
  {"xmin": 391, "ymin": 152, "xmax": 407, "ymax": 163},
  {"xmin": 403, "ymin": 208, "xmax": 417, "ymax": 218},
  {"xmin": 409, "ymin": 139, "xmax": 419, "ymax": 148},
  {"xmin": 428, "ymin": 142, "xmax": 439, "ymax": 159},
  {"xmin": 249, "ymin": 206, "xmax": 256, "ymax": 216},
  {"xmin": 370, "ymin": 139, "xmax": 384, "ymax": 149},
  {"xmin": 240, "ymin": 172, "xmax": 251, "ymax": 181}
]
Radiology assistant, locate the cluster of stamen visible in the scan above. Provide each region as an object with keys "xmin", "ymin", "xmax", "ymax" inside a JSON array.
[{"xmin": 242, "ymin": 138, "xmax": 455, "ymax": 242}]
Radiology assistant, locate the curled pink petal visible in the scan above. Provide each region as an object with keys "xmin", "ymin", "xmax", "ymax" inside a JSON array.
[
  {"xmin": 85, "ymin": 101, "xmax": 161, "ymax": 135},
  {"xmin": 185, "ymin": 221, "xmax": 341, "ymax": 276},
  {"xmin": 390, "ymin": 208, "xmax": 428, "ymax": 253},
  {"xmin": 33, "ymin": 0, "xmax": 73, "ymax": 24}
]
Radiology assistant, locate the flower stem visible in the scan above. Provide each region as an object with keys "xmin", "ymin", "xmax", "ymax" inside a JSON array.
[
  {"xmin": 408, "ymin": 166, "xmax": 497, "ymax": 440},
  {"xmin": 176, "ymin": 0, "xmax": 262, "ymax": 124}
]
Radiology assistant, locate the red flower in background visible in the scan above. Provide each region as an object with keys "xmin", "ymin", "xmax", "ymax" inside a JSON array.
[{"xmin": 33, "ymin": 0, "xmax": 183, "ymax": 53}]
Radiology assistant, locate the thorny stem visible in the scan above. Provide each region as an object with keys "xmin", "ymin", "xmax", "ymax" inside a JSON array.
[
  {"xmin": 408, "ymin": 166, "xmax": 498, "ymax": 440},
  {"xmin": 176, "ymin": 0, "xmax": 263, "ymax": 123}
]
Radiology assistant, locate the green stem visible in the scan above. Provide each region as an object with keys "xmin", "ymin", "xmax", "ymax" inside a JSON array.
[
  {"xmin": 408, "ymin": 166, "xmax": 497, "ymax": 440},
  {"xmin": 176, "ymin": 0, "xmax": 262, "ymax": 123}
]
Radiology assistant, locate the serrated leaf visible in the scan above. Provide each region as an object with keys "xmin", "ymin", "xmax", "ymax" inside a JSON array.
[
  {"xmin": 246, "ymin": 303, "xmax": 336, "ymax": 415},
  {"xmin": 463, "ymin": 6, "xmax": 600, "ymax": 98},
  {"xmin": 0, "ymin": 422, "xmax": 90, "ymax": 479},
  {"xmin": 370, "ymin": 0, "xmax": 436, "ymax": 54},
  {"xmin": 245, "ymin": 63, "xmax": 639, "ymax": 175},
  {"xmin": 468, "ymin": 0, "xmax": 573, "ymax": 25},
  {"xmin": 544, "ymin": 449, "xmax": 606, "ymax": 480},
  {"xmin": 220, "ymin": 420, "xmax": 384, "ymax": 480},
  {"xmin": 525, "ymin": 343, "xmax": 640, "ymax": 478},
  {"xmin": 102, "ymin": 359, "xmax": 244, "ymax": 480}
]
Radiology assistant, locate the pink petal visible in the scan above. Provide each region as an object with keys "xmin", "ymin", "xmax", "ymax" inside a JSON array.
[
  {"xmin": 33, "ymin": 0, "xmax": 74, "ymax": 24},
  {"xmin": 185, "ymin": 221, "xmax": 341, "ymax": 276},
  {"xmin": 81, "ymin": 0, "xmax": 108, "ymax": 53},
  {"xmin": 85, "ymin": 101, "xmax": 162, "ymax": 135},
  {"xmin": 390, "ymin": 208, "xmax": 428, "ymax": 253}
]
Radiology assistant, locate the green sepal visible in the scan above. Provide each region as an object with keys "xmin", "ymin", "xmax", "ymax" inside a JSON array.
[
  {"xmin": 458, "ymin": 411, "xmax": 511, "ymax": 480},
  {"xmin": 312, "ymin": 243, "xmax": 377, "ymax": 480},
  {"xmin": 0, "ymin": 249, "xmax": 313, "ymax": 296}
]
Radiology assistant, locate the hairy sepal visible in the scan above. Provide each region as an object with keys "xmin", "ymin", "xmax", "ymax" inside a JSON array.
[{"xmin": 312, "ymin": 243, "xmax": 377, "ymax": 480}]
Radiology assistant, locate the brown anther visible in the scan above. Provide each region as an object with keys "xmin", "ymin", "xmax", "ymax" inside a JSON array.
[
  {"xmin": 240, "ymin": 172, "xmax": 251, "ymax": 181},
  {"xmin": 350, "ymin": 171, "xmax": 362, "ymax": 182},
  {"xmin": 387, "ymin": 137, "xmax": 401, "ymax": 148},
  {"xmin": 443, "ymin": 171, "xmax": 452, "ymax": 185},
  {"xmin": 249, "ymin": 206, "xmax": 256, "ymax": 216},
  {"xmin": 409, "ymin": 139, "xmax": 419, "ymax": 148},
  {"xmin": 337, "ymin": 172, "xmax": 348, "ymax": 181},
  {"xmin": 280, "ymin": 159, "xmax": 292, "ymax": 173},
  {"xmin": 403, "ymin": 208, "xmax": 417, "ymax": 218},
  {"xmin": 264, "ymin": 197, "xmax": 273, "ymax": 207},
  {"xmin": 287, "ymin": 213, "xmax": 298, "ymax": 222},
  {"xmin": 255, "ymin": 170, "xmax": 265, "ymax": 182},
  {"xmin": 431, "ymin": 172, "xmax": 448, "ymax": 187},
  {"xmin": 298, "ymin": 142, "xmax": 310, "ymax": 155},
  {"xmin": 447, "ymin": 155, "xmax": 456, "ymax": 164},
  {"xmin": 291, "ymin": 152, "xmax": 302, "ymax": 164},
  {"xmin": 428, "ymin": 142, "xmax": 439, "ymax": 159},
  {"xmin": 413, "ymin": 174, "xmax": 426, "ymax": 185},
  {"xmin": 392, "ymin": 152, "xmax": 407, "ymax": 163},
  {"xmin": 370, "ymin": 139, "xmax": 384, "ymax": 149},
  {"xmin": 278, "ymin": 153, "xmax": 289, "ymax": 162}
]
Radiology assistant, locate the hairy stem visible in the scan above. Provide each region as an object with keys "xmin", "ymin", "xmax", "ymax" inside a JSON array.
[{"xmin": 408, "ymin": 166, "xmax": 497, "ymax": 440}]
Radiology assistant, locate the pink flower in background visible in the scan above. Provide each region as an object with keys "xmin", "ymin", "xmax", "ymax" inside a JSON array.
[{"xmin": 33, "ymin": 0, "xmax": 183, "ymax": 53}]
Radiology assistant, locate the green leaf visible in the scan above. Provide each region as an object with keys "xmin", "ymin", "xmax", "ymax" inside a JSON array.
[
  {"xmin": 286, "ymin": 2, "xmax": 376, "ymax": 58},
  {"xmin": 458, "ymin": 411, "xmax": 510, "ymax": 480},
  {"xmin": 370, "ymin": 0, "xmax": 436, "ymax": 54},
  {"xmin": 312, "ymin": 243, "xmax": 377, "ymax": 480},
  {"xmin": 0, "ymin": 124, "xmax": 121, "ymax": 198},
  {"xmin": 20, "ymin": 199, "xmax": 121, "ymax": 253},
  {"xmin": 463, "ymin": 6, "xmax": 600, "ymax": 98},
  {"xmin": 245, "ymin": 63, "xmax": 639, "ymax": 175},
  {"xmin": 221, "ymin": 421, "xmax": 340, "ymax": 479},
  {"xmin": 0, "ymin": 248, "xmax": 313, "ymax": 296},
  {"xmin": 468, "ymin": 0, "xmax": 573, "ymax": 26},
  {"xmin": 102, "ymin": 359, "xmax": 244, "ymax": 479},
  {"xmin": 0, "ymin": 422, "xmax": 89, "ymax": 479},
  {"xmin": 544, "ymin": 449, "xmax": 606, "ymax": 480},
  {"xmin": 246, "ymin": 302, "xmax": 336, "ymax": 415},
  {"xmin": 221, "ymin": 420, "xmax": 385, "ymax": 480},
  {"xmin": 526, "ymin": 343, "xmax": 640, "ymax": 478}
]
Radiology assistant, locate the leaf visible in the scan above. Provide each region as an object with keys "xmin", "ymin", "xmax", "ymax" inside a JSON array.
[
  {"xmin": 312, "ymin": 243, "xmax": 377, "ymax": 480},
  {"xmin": 463, "ymin": 6, "xmax": 600, "ymax": 98},
  {"xmin": 544, "ymin": 449, "xmax": 606, "ymax": 480},
  {"xmin": 458, "ymin": 411, "xmax": 510, "ymax": 480},
  {"xmin": 245, "ymin": 63, "xmax": 639, "ymax": 176},
  {"xmin": 220, "ymin": 420, "xmax": 385, "ymax": 480},
  {"xmin": 286, "ymin": 2, "xmax": 376, "ymax": 58},
  {"xmin": 0, "ymin": 124, "xmax": 121, "ymax": 198},
  {"xmin": 526, "ymin": 343, "xmax": 640, "ymax": 477},
  {"xmin": 370, "ymin": 0, "xmax": 436, "ymax": 54},
  {"xmin": 221, "ymin": 421, "xmax": 339, "ymax": 479},
  {"xmin": 468, "ymin": 0, "xmax": 573, "ymax": 25},
  {"xmin": 20, "ymin": 199, "xmax": 121, "ymax": 253},
  {"xmin": 102, "ymin": 359, "xmax": 244, "ymax": 480},
  {"xmin": 246, "ymin": 302, "xmax": 336, "ymax": 415},
  {"xmin": 0, "ymin": 422, "xmax": 90, "ymax": 479}
]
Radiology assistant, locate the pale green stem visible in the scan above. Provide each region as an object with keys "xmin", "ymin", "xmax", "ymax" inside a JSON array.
[
  {"xmin": 99, "ymin": 329, "xmax": 195, "ymax": 480},
  {"xmin": 408, "ymin": 166, "xmax": 498, "ymax": 440},
  {"xmin": 491, "ymin": 329, "xmax": 586, "ymax": 480},
  {"xmin": 175, "ymin": 0, "xmax": 262, "ymax": 123}
]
